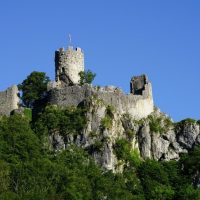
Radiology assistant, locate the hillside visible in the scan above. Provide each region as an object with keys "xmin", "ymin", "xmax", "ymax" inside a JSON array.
[
  {"xmin": 0, "ymin": 104, "xmax": 200, "ymax": 199},
  {"xmin": 0, "ymin": 46, "xmax": 199, "ymax": 199}
]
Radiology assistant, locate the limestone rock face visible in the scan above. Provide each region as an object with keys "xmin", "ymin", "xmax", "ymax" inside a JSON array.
[
  {"xmin": 176, "ymin": 123, "xmax": 200, "ymax": 149},
  {"xmin": 49, "ymin": 131, "xmax": 65, "ymax": 151},
  {"xmin": 47, "ymin": 94, "xmax": 200, "ymax": 172},
  {"xmin": 138, "ymin": 125, "xmax": 151, "ymax": 159}
]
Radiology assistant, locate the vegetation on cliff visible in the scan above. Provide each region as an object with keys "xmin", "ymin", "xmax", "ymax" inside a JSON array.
[
  {"xmin": 0, "ymin": 71, "xmax": 199, "ymax": 199},
  {"xmin": 0, "ymin": 110, "xmax": 199, "ymax": 199}
]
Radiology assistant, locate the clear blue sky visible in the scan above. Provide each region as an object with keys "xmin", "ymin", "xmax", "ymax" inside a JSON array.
[{"xmin": 0, "ymin": 0, "xmax": 200, "ymax": 121}]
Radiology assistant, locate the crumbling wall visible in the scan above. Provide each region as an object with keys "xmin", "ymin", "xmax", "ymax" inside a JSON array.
[
  {"xmin": 48, "ymin": 80, "xmax": 154, "ymax": 119},
  {"xmin": 0, "ymin": 85, "xmax": 19, "ymax": 116},
  {"xmin": 130, "ymin": 74, "xmax": 148, "ymax": 95}
]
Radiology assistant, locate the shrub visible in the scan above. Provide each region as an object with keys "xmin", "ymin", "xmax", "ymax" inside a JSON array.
[
  {"xmin": 79, "ymin": 70, "xmax": 96, "ymax": 86},
  {"xmin": 89, "ymin": 131, "xmax": 97, "ymax": 138},
  {"xmin": 129, "ymin": 149, "xmax": 141, "ymax": 167},
  {"xmin": 148, "ymin": 115, "xmax": 164, "ymax": 133},
  {"xmin": 179, "ymin": 118, "xmax": 197, "ymax": 124},
  {"xmin": 91, "ymin": 141, "xmax": 104, "ymax": 152},
  {"xmin": 164, "ymin": 117, "xmax": 173, "ymax": 128},
  {"xmin": 34, "ymin": 105, "xmax": 87, "ymax": 137},
  {"xmin": 106, "ymin": 105, "xmax": 115, "ymax": 118},
  {"xmin": 100, "ymin": 105, "xmax": 115, "ymax": 130},
  {"xmin": 24, "ymin": 108, "xmax": 32, "ymax": 121},
  {"xmin": 114, "ymin": 138, "xmax": 131, "ymax": 161},
  {"xmin": 175, "ymin": 118, "xmax": 197, "ymax": 131},
  {"xmin": 126, "ymin": 129, "xmax": 135, "ymax": 140},
  {"xmin": 100, "ymin": 116, "xmax": 112, "ymax": 130}
]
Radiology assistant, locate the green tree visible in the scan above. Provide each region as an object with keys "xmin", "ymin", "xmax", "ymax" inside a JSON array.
[
  {"xmin": 176, "ymin": 146, "xmax": 200, "ymax": 199},
  {"xmin": 138, "ymin": 160, "xmax": 174, "ymax": 200},
  {"xmin": 0, "ymin": 114, "xmax": 41, "ymax": 163},
  {"xmin": 18, "ymin": 71, "xmax": 50, "ymax": 108},
  {"xmin": 178, "ymin": 184, "xmax": 200, "ymax": 200},
  {"xmin": 114, "ymin": 138, "xmax": 131, "ymax": 161},
  {"xmin": 34, "ymin": 105, "xmax": 87, "ymax": 139},
  {"xmin": 180, "ymin": 146, "xmax": 200, "ymax": 178},
  {"xmin": 0, "ymin": 160, "xmax": 10, "ymax": 193},
  {"xmin": 78, "ymin": 70, "xmax": 96, "ymax": 86}
]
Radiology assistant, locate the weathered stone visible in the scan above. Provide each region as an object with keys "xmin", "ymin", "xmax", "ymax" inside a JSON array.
[
  {"xmin": 151, "ymin": 134, "xmax": 170, "ymax": 160},
  {"xmin": 130, "ymin": 74, "xmax": 148, "ymax": 95},
  {"xmin": 138, "ymin": 124, "xmax": 151, "ymax": 159},
  {"xmin": 0, "ymin": 85, "xmax": 19, "ymax": 116},
  {"xmin": 45, "ymin": 99, "xmax": 200, "ymax": 171},
  {"xmin": 48, "ymin": 82, "xmax": 154, "ymax": 120},
  {"xmin": 48, "ymin": 131, "xmax": 65, "ymax": 151},
  {"xmin": 177, "ymin": 123, "xmax": 200, "ymax": 149},
  {"xmin": 43, "ymin": 43, "xmax": 200, "ymax": 170},
  {"xmin": 195, "ymin": 134, "xmax": 200, "ymax": 145},
  {"xmin": 55, "ymin": 47, "xmax": 84, "ymax": 85},
  {"xmin": 1, "ymin": 44, "xmax": 199, "ymax": 172}
]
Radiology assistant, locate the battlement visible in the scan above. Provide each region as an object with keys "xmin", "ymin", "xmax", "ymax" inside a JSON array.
[
  {"xmin": 55, "ymin": 46, "xmax": 84, "ymax": 86},
  {"xmin": 0, "ymin": 85, "xmax": 20, "ymax": 116},
  {"xmin": 0, "ymin": 45, "xmax": 154, "ymax": 120},
  {"xmin": 57, "ymin": 46, "xmax": 83, "ymax": 53},
  {"xmin": 48, "ymin": 45, "xmax": 154, "ymax": 119}
]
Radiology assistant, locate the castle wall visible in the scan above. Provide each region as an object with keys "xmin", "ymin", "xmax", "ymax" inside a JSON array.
[
  {"xmin": 55, "ymin": 47, "xmax": 84, "ymax": 85},
  {"xmin": 51, "ymin": 46, "xmax": 154, "ymax": 119},
  {"xmin": 48, "ymin": 83, "xmax": 154, "ymax": 119},
  {"xmin": 0, "ymin": 85, "xmax": 19, "ymax": 116}
]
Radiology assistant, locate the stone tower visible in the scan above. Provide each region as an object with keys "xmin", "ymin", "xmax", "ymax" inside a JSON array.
[{"xmin": 55, "ymin": 46, "xmax": 84, "ymax": 86}]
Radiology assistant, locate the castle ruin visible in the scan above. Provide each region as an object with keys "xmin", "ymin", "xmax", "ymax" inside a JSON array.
[
  {"xmin": 0, "ymin": 45, "xmax": 154, "ymax": 119},
  {"xmin": 48, "ymin": 46, "xmax": 154, "ymax": 119},
  {"xmin": 0, "ymin": 85, "xmax": 19, "ymax": 116},
  {"xmin": 55, "ymin": 46, "xmax": 84, "ymax": 87}
]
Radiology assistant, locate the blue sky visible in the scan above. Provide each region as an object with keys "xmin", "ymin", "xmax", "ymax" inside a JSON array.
[{"xmin": 0, "ymin": 0, "xmax": 200, "ymax": 121}]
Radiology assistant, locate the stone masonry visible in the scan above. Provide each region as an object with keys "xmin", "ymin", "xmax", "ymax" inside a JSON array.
[
  {"xmin": 0, "ymin": 45, "xmax": 153, "ymax": 119},
  {"xmin": 55, "ymin": 46, "xmax": 84, "ymax": 86},
  {"xmin": 49, "ymin": 81, "xmax": 154, "ymax": 119},
  {"xmin": 49, "ymin": 45, "xmax": 154, "ymax": 119},
  {"xmin": 0, "ymin": 85, "xmax": 19, "ymax": 116},
  {"xmin": 130, "ymin": 74, "xmax": 148, "ymax": 95}
]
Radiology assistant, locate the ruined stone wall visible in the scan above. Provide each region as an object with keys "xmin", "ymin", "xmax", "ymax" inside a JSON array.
[
  {"xmin": 130, "ymin": 74, "xmax": 148, "ymax": 95},
  {"xmin": 48, "ymin": 82, "xmax": 154, "ymax": 119},
  {"xmin": 55, "ymin": 47, "xmax": 84, "ymax": 85},
  {"xmin": 0, "ymin": 85, "xmax": 19, "ymax": 116},
  {"xmin": 51, "ymin": 46, "xmax": 154, "ymax": 119}
]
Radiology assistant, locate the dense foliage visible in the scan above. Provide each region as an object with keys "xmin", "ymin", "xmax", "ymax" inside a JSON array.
[
  {"xmin": 18, "ymin": 71, "xmax": 50, "ymax": 108},
  {"xmin": 1, "ymin": 71, "xmax": 200, "ymax": 199},
  {"xmin": 0, "ymin": 110, "xmax": 199, "ymax": 200}
]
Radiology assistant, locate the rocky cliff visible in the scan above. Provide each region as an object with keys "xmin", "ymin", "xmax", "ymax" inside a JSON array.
[{"xmin": 47, "ymin": 94, "xmax": 200, "ymax": 172}]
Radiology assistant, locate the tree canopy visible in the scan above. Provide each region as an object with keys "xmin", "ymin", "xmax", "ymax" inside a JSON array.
[
  {"xmin": 1, "ymin": 70, "xmax": 200, "ymax": 199},
  {"xmin": 18, "ymin": 71, "xmax": 50, "ymax": 108},
  {"xmin": 78, "ymin": 70, "xmax": 96, "ymax": 86}
]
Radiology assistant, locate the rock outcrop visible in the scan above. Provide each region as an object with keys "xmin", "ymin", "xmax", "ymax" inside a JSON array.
[{"xmin": 47, "ymin": 94, "xmax": 200, "ymax": 171}]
